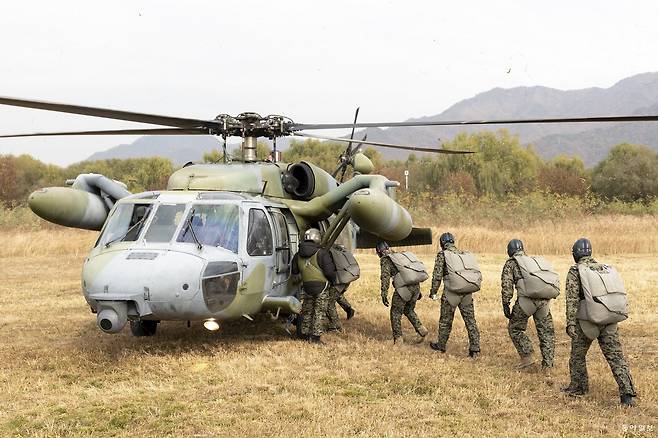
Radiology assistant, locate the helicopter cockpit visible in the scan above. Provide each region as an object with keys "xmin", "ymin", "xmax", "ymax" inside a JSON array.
[{"xmin": 83, "ymin": 191, "xmax": 299, "ymax": 334}]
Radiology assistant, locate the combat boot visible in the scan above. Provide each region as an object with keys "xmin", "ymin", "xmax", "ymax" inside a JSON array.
[
  {"xmin": 412, "ymin": 325, "xmax": 429, "ymax": 344},
  {"xmin": 345, "ymin": 307, "xmax": 355, "ymax": 320},
  {"xmin": 393, "ymin": 336, "xmax": 403, "ymax": 347},
  {"xmin": 429, "ymin": 342, "xmax": 445, "ymax": 353},
  {"xmin": 560, "ymin": 385, "xmax": 587, "ymax": 397},
  {"xmin": 517, "ymin": 354, "xmax": 536, "ymax": 369},
  {"xmin": 541, "ymin": 365, "xmax": 554, "ymax": 385},
  {"xmin": 309, "ymin": 335, "xmax": 325, "ymax": 345},
  {"xmin": 469, "ymin": 350, "xmax": 480, "ymax": 360},
  {"xmin": 620, "ymin": 394, "xmax": 637, "ymax": 407}
]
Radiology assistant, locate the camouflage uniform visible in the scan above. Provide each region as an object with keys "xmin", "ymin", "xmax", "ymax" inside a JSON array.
[
  {"xmin": 324, "ymin": 286, "xmax": 343, "ymax": 331},
  {"xmin": 381, "ymin": 255, "xmax": 425, "ymax": 340},
  {"xmin": 429, "ymin": 244, "xmax": 480, "ymax": 353},
  {"xmin": 564, "ymin": 256, "xmax": 636, "ymax": 396},
  {"xmin": 501, "ymin": 251, "xmax": 555, "ymax": 367},
  {"xmin": 336, "ymin": 292, "xmax": 353, "ymax": 314},
  {"xmin": 300, "ymin": 288, "xmax": 331, "ymax": 337}
]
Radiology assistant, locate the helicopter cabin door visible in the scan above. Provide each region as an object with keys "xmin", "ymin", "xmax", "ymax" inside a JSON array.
[{"xmin": 267, "ymin": 207, "xmax": 294, "ymax": 296}]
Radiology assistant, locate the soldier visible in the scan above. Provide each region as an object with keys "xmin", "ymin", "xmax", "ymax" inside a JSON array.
[
  {"xmin": 428, "ymin": 232, "xmax": 481, "ymax": 358},
  {"xmin": 291, "ymin": 228, "xmax": 337, "ymax": 344},
  {"xmin": 561, "ymin": 238, "xmax": 637, "ymax": 407},
  {"xmin": 501, "ymin": 239, "xmax": 559, "ymax": 371},
  {"xmin": 378, "ymin": 241, "xmax": 429, "ymax": 345}
]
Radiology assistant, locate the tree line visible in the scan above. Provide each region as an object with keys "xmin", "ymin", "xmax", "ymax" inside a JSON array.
[{"xmin": 1, "ymin": 130, "xmax": 657, "ymax": 206}]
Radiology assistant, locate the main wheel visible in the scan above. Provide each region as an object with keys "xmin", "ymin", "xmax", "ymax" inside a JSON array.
[{"xmin": 130, "ymin": 320, "xmax": 158, "ymax": 337}]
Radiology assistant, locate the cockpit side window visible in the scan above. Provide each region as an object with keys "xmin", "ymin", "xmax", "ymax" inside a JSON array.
[
  {"xmin": 97, "ymin": 203, "xmax": 152, "ymax": 247},
  {"xmin": 144, "ymin": 204, "xmax": 186, "ymax": 243},
  {"xmin": 246, "ymin": 209, "xmax": 273, "ymax": 256}
]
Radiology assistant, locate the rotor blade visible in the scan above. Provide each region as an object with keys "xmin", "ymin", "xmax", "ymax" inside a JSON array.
[
  {"xmin": 346, "ymin": 107, "xmax": 360, "ymax": 152},
  {"xmin": 0, "ymin": 127, "xmax": 209, "ymax": 139},
  {"xmin": 0, "ymin": 96, "xmax": 218, "ymax": 129},
  {"xmin": 291, "ymin": 114, "xmax": 658, "ymax": 131},
  {"xmin": 293, "ymin": 132, "xmax": 474, "ymax": 154}
]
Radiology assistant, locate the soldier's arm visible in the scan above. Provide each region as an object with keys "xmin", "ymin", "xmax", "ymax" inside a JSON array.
[
  {"xmin": 565, "ymin": 267, "xmax": 580, "ymax": 328},
  {"xmin": 500, "ymin": 259, "xmax": 516, "ymax": 305},
  {"xmin": 429, "ymin": 251, "xmax": 445, "ymax": 296},
  {"xmin": 380, "ymin": 257, "xmax": 392, "ymax": 299}
]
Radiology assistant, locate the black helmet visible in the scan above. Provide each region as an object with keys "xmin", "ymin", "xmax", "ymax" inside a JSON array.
[
  {"xmin": 507, "ymin": 239, "xmax": 524, "ymax": 257},
  {"xmin": 439, "ymin": 232, "xmax": 455, "ymax": 250},
  {"xmin": 572, "ymin": 238, "xmax": 592, "ymax": 263},
  {"xmin": 375, "ymin": 241, "xmax": 390, "ymax": 257}
]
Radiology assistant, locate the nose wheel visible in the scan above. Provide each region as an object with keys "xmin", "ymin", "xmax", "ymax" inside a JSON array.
[{"xmin": 130, "ymin": 320, "xmax": 158, "ymax": 337}]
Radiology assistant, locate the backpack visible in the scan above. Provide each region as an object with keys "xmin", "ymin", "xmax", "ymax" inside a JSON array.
[
  {"xmin": 388, "ymin": 252, "xmax": 429, "ymax": 288},
  {"xmin": 576, "ymin": 263, "xmax": 628, "ymax": 325},
  {"xmin": 513, "ymin": 255, "xmax": 560, "ymax": 300},
  {"xmin": 444, "ymin": 251, "xmax": 481, "ymax": 295}
]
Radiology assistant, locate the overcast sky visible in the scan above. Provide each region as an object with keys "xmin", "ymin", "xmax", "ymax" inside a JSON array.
[{"xmin": 0, "ymin": 0, "xmax": 656, "ymax": 165}]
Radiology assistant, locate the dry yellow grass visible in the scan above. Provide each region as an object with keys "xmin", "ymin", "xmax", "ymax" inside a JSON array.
[{"xmin": 1, "ymin": 221, "xmax": 657, "ymax": 437}]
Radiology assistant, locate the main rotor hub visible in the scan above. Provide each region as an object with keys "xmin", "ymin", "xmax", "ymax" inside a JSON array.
[{"xmin": 213, "ymin": 113, "xmax": 294, "ymax": 139}]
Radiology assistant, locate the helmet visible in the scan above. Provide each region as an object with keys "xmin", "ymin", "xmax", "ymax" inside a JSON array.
[
  {"xmin": 439, "ymin": 232, "xmax": 455, "ymax": 250},
  {"xmin": 572, "ymin": 238, "xmax": 592, "ymax": 263},
  {"xmin": 304, "ymin": 228, "xmax": 321, "ymax": 244},
  {"xmin": 507, "ymin": 239, "xmax": 524, "ymax": 257},
  {"xmin": 375, "ymin": 241, "xmax": 390, "ymax": 257}
]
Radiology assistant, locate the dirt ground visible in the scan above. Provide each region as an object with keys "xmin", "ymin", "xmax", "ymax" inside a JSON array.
[{"xmin": 0, "ymin": 230, "xmax": 656, "ymax": 437}]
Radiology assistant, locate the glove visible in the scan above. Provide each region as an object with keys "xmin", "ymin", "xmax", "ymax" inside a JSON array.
[
  {"xmin": 502, "ymin": 301, "xmax": 511, "ymax": 319},
  {"xmin": 429, "ymin": 293, "xmax": 438, "ymax": 301},
  {"xmin": 566, "ymin": 325, "xmax": 577, "ymax": 339},
  {"xmin": 381, "ymin": 295, "xmax": 389, "ymax": 307}
]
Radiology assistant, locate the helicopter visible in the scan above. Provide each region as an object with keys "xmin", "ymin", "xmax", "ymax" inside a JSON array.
[{"xmin": 1, "ymin": 95, "xmax": 656, "ymax": 337}]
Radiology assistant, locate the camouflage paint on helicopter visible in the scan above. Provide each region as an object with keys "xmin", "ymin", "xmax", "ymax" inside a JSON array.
[{"xmin": 31, "ymin": 156, "xmax": 417, "ymax": 335}]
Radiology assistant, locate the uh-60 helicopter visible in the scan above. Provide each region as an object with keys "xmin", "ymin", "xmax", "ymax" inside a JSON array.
[{"xmin": 1, "ymin": 96, "xmax": 656, "ymax": 337}]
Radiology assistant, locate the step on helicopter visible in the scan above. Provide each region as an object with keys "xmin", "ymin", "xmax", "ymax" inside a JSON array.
[{"xmin": 0, "ymin": 95, "xmax": 656, "ymax": 337}]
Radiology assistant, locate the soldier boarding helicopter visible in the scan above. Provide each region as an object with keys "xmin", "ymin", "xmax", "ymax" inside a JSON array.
[{"xmin": 0, "ymin": 96, "xmax": 656, "ymax": 337}]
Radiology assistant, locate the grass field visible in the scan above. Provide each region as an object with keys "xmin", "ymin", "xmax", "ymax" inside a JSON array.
[{"xmin": 1, "ymin": 219, "xmax": 657, "ymax": 437}]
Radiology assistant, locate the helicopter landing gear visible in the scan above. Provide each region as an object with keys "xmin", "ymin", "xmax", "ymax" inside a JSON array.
[{"xmin": 130, "ymin": 320, "xmax": 158, "ymax": 337}]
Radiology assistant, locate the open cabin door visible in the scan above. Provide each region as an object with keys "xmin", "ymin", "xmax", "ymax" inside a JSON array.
[{"xmin": 267, "ymin": 207, "xmax": 297, "ymax": 296}]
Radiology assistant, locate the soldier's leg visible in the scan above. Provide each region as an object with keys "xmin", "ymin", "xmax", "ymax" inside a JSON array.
[
  {"xmin": 300, "ymin": 294, "xmax": 315, "ymax": 336},
  {"xmin": 324, "ymin": 287, "xmax": 341, "ymax": 331},
  {"xmin": 458, "ymin": 296, "xmax": 481, "ymax": 353},
  {"xmin": 508, "ymin": 303, "xmax": 533, "ymax": 358},
  {"xmin": 311, "ymin": 289, "xmax": 331, "ymax": 337},
  {"xmin": 598, "ymin": 328, "xmax": 637, "ymax": 397},
  {"xmin": 435, "ymin": 294, "xmax": 456, "ymax": 350},
  {"xmin": 534, "ymin": 308, "xmax": 555, "ymax": 368},
  {"xmin": 336, "ymin": 293, "xmax": 354, "ymax": 316},
  {"xmin": 390, "ymin": 292, "xmax": 405, "ymax": 341},
  {"xmin": 567, "ymin": 323, "xmax": 594, "ymax": 393},
  {"xmin": 403, "ymin": 287, "xmax": 427, "ymax": 336}
]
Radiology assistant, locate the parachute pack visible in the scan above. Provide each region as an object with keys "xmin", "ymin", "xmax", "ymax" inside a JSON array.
[
  {"xmin": 513, "ymin": 255, "xmax": 560, "ymax": 300},
  {"xmin": 329, "ymin": 246, "xmax": 360, "ymax": 285},
  {"xmin": 576, "ymin": 263, "xmax": 628, "ymax": 325},
  {"xmin": 443, "ymin": 251, "xmax": 482, "ymax": 295},
  {"xmin": 388, "ymin": 252, "xmax": 429, "ymax": 289}
]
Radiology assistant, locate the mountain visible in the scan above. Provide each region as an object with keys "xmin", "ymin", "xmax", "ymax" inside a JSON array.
[
  {"xmin": 86, "ymin": 72, "xmax": 658, "ymax": 167},
  {"xmin": 353, "ymin": 72, "xmax": 658, "ymax": 165}
]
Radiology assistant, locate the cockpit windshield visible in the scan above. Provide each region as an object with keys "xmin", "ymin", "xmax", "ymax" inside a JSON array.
[
  {"xmin": 97, "ymin": 203, "xmax": 152, "ymax": 247},
  {"xmin": 177, "ymin": 204, "xmax": 240, "ymax": 253},
  {"xmin": 144, "ymin": 204, "xmax": 186, "ymax": 242}
]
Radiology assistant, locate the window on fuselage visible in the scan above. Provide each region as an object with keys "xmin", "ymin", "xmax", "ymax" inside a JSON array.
[
  {"xmin": 97, "ymin": 203, "xmax": 153, "ymax": 247},
  {"xmin": 177, "ymin": 204, "xmax": 240, "ymax": 253},
  {"xmin": 143, "ymin": 204, "xmax": 186, "ymax": 243},
  {"xmin": 246, "ymin": 209, "xmax": 273, "ymax": 256}
]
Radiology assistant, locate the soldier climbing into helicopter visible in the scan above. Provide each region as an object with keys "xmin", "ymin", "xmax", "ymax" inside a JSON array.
[{"xmin": 291, "ymin": 228, "xmax": 337, "ymax": 344}]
